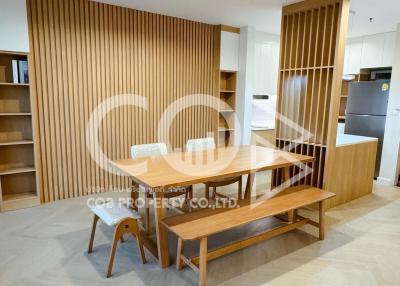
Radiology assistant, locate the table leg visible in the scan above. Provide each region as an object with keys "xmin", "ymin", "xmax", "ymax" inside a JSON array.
[
  {"xmin": 153, "ymin": 189, "xmax": 170, "ymax": 268},
  {"xmin": 199, "ymin": 237, "xmax": 208, "ymax": 286},
  {"xmin": 282, "ymin": 167, "xmax": 291, "ymax": 187},
  {"xmin": 282, "ymin": 167, "xmax": 294, "ymax": 222},
  {"xmin": 244, "ymin": 172, "xmax": 256, "ymax": 199},
  {"xmin": 319, "ymin": 201, "xmax": 325, "ymax": 240}
]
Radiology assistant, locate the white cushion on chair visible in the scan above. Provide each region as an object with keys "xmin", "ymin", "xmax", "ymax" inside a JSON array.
[
  {"xmin": 90, "ymin": 203, "xmax": 141, "ymax": 226},
  {"xmin": 186, "ymin": 137, "xmax": 216, "ymax": 152},
  {"xmin": 130, "ymin": 142, "xmax": 168, "ymax": 159}
]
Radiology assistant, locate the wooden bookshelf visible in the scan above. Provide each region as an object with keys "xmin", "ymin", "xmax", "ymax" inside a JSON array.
[
  {"xmin": 218, "ymin": 70, "xmax": 237, "ymax": 147},
  {"xmin": 0, "ymin": 51, "xmax": 40, "ymax": 212}
]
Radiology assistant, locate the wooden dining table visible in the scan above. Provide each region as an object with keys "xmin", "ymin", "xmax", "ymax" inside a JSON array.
[{"xmin": 110, "ymin": 145, "xmax": 314, "ymax": 268}]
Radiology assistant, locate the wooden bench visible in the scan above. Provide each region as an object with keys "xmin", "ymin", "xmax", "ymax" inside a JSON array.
[{"xmin": 162, "ymin": 185, "xmax": 335, "ymax": 286}]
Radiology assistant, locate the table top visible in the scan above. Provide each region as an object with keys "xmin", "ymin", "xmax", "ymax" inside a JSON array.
[{"xmin": 110, "ymin": 145, "xmax": 314, "ymax": 189}]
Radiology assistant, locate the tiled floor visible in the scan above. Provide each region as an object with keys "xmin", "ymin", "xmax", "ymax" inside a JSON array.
[{"xmin": 1, "ymin": 173, "xmax": 399, "ymax": 286}]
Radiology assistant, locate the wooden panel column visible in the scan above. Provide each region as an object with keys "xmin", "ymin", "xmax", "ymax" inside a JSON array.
[{"xmin": 274, "ymin": 0, "xmax": 350, "ymax": 189}]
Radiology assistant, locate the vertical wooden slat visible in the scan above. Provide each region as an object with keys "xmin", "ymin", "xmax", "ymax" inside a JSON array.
[{"xmin": 27, "ymin": 0, "xmax": 44, "ymax": 203}]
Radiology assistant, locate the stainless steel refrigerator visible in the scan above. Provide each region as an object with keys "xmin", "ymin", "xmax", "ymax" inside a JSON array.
[{"xmin": 345, "ymin": 80, "xmax": 390, "ymax": 178}]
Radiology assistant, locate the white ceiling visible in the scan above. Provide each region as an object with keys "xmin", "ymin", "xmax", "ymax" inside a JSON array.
[
  {"xmin": 95, "ymin": 0, "xmax": 400, "ymax": 37},
  {"xmin": 348, "ymin": 0, "xmax": 400, "ymax": 37}
]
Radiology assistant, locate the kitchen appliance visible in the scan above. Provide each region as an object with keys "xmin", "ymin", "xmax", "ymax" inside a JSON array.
[{"xmin": 345, "ymin": 80, "xmax": 390, "ymax": 177}]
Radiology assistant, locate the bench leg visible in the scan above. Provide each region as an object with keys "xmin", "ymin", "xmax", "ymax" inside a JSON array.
[
  {"xmin": 176, "ymin": 238, "xmax": 184, "ymax": 270},
  {"xmin": 319, "ymin": 201, "xmax": 325, "ymax": 240},
  {"xmin": 199, "ymin": 237, "xmax": 208, "ymax": 286},
  {"xmin": 88, "ymin": 214, "xmax": 99, "ymax": 254}
]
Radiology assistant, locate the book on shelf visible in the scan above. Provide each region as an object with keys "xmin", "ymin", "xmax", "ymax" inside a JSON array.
[
  {"xmin": 10, "ymin": 60, "xmax": 29, "ymax": 84},
  {"xmin": 18, "ymin": 60, "xmax": 29, "ymax": 84},
  {"xmin": 12, "ymin": 60, "xmax": 19, "ymax": 83},
  {"xmin": 0, "ymin": 66, "xmax": 5, "ymax": 82}
]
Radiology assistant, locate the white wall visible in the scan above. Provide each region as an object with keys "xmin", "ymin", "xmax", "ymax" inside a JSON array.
[
  {"xmin": 234, "ymin": 29, "xmax": 280, "ymax": 144},
  {"xmin": 379, "ymin": 24, "xmax": 400, "ymax": 185},
  {"xmin": 237, "ymin": 26, "xmax": 256, "ymax": 145},
  {"xmin": 253, "ymin": 32, "xmax": 280, "ymax": 95},
  {"xmin": 0, "ymin": 0, "xmax": 29, "ymax": 52}
]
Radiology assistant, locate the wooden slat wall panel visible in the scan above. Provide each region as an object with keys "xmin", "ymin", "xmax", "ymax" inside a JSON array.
[
  {"xmin": 28, "ymin": 0, "xmax": 219, "ymax": 203},
  {"xmin": 274, "ymin": 0, "xmax": 349, "ymax": 189}
]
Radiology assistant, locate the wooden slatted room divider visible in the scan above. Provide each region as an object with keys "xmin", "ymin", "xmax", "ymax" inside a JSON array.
[
  {"xmin": 274, "ymin": 0, "xmax": 349, "ymax": 189},
  {"xmin": 27, "ymin": 0, "xmax": 220, "ymax": 202}
]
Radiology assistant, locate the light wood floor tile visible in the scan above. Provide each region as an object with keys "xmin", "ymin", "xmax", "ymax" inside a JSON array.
[{"xmin": 1, "ymin": 173, "xmax": 400, "ymax": 286}]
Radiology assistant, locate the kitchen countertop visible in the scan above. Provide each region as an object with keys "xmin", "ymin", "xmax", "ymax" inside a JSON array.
[
  {"xmin": 336, "ymin": 134, "xmax": 378, "ymax": 147},
  {"xmin": 252, "ymin": 127, "xmax": 275, "ymax": 131}
]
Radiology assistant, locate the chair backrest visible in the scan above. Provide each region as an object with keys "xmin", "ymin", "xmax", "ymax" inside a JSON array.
[
  {"xmin": 186, "ymin": 137, "xmax": 216, "ymax": 152},
  {"xmin": 130, "ymin": 142, "xmax": 168, "ymax": 158}
]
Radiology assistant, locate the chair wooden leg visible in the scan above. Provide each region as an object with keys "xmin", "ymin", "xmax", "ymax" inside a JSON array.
[
  {"xmin": 187, "ymin": 186, "xmax": 193, "ymax": 200},
  {"xmin": 176, "ymin": 238, "xmax": 184, "ymax": 270},
  {"xmin": 145, "ymin": 194, "xmax": 150, "ymax": 234},
  {"xmin": 199, "ymin": 237, "xmax": 208, "ymax": 286},
  {"xmin": 287, "ymin": 210, "xmax": 295, "ymax": 223},
  {"xmin": 205, "ymin": 184, "xmax": 209, "ymax": 200},
  {"xmin": 107, "ymin": 218, "xmax": 146, "ymax": 277},
  {"xmin": 319, "ymin": 201, "xmax": 325, "ymax": 240},
  {"xmin": 212, "ymin": 187, "xmax": 217, "ymax": 199},
  {"xmin": 238, "ymin": 176, "xmax": 243, "ymax": 200},
  {"xmin": 88, "ymin": 214, "xmax": 99, "ymax": 254},
  {"xmin": 187, "ymin": 186, "xmax": 193, "ymax": 212},
  {"xmin": 135, "ymin": 232, "xmax": 147, "ymax": 264},
  {"xmin": 131, "ymin": 181, "xmax": 139, "ymax": 211},
  {"xmin": 293, "ymin": 209, "xmax": 298, "ymax": 222},
  {"xmin": 107, "ymin": 228, "xmax": 121, "ymax": 278}
]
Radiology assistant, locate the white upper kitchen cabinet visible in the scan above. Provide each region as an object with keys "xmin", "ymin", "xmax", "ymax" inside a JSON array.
[
  {"xmin": 382, "ymin": 32, "xmax": 397, "ymax": 67},
  {"xmin": 344, "ymin": 37, "xmax": 363, "ymax": 75},
  {"xmin": 360, "ymin": 33, "xmax": 386, "ymax": 68},
  {"xmin": 360, "ymin": 32, "xmax": 396, "ymax": 69},
  {"xmin": 220, "ymin": 31, "xmax": 240, "ymax": 71}
]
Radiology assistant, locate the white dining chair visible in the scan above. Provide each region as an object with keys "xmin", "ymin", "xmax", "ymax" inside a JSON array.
[
  {"xmin": 186, "ymin": 137, "xmax": 216, "ymax": 152},
  {"xmin": 88, "ymin": 202, "xmax": 146, "ymax": 277},
  {"xmin": 130, "ymin": 143, "xmax": 193, "ymax": 233},
  {"xmin": 185, "ymin": 137, "xmax": 242, "ymax": 200}
]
